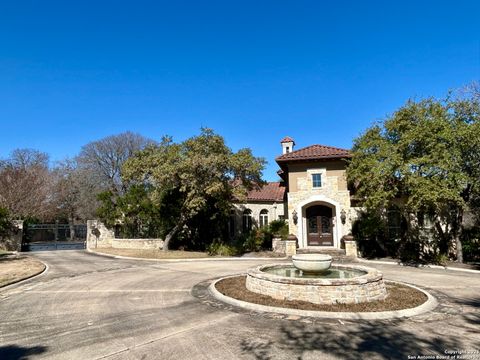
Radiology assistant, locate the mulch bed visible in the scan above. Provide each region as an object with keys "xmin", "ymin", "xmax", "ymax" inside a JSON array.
[{"xmin": 215, "ymin": 275, "xmax": 428, "ymax": 312}]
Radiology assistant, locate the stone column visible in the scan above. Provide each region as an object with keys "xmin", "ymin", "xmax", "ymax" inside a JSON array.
[
  {"xmin": 284, "ymin": 240, "xmax": 297, "ymax": 257},
  {"xmin": 272, "ymin": 236, "xmax": 284, "ymax": 253},
  {"xmin": 285, "ymin": 234, "xmax": 298, "ymax": 257},
  {"xmin": 343, "ymin": 235, "xmax": 358, "ymax": 258},
  {"xmin": 86, "ymin": 220, "xmax": 114, "ymax": 249},
  {"xmin": 0, "ymin": 220, "xmax": 23, "ymax": 252}
]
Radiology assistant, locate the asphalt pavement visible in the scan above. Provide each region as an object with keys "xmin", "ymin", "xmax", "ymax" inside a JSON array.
[{"xmin": 0, "ymin": 251, "xmax": 478, "ymax": 360}]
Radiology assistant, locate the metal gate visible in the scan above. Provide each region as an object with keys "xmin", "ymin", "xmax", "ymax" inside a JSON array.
[{"xmin": 22, "ymin": 223, "xmax": 87, "ymax": 251}]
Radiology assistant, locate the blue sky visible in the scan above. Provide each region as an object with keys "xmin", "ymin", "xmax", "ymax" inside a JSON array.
[{"xmin": 0, "ymin": 0, "xmax": 478, "ymax": 180}]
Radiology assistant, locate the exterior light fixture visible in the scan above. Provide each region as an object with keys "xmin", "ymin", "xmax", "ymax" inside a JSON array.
[
  {"xmin": 340, "ymin": 209, "xmax": 347, "ymax": 225},
  {"xmin": 292, "ymin": 210, "xmax": 298, "ymax": 225}
]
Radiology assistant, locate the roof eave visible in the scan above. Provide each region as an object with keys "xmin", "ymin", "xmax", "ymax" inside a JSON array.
[{"xmin": 275, "ymin": 154, "xmax": 352, "ymax": 163}]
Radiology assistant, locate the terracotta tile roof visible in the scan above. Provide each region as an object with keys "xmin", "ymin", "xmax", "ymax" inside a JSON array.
[
  {"xmin": 276, "ymin": 144, "xmax": 351, "ymax": 162},
  {"xmin": 280, "ymin": 136, "xmax": 295, "ymax": 144},
  {"xmin": 246, "ymin": 182, "xmax": 285, "ymax": 202}
]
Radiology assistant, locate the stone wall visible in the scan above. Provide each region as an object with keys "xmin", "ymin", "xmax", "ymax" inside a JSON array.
[
  {"xmin": 86, "ymin": 220, "xmax": 164, "ymax": 250},
  {"xmin": 111, "ymin": 238, "xmax": 164, "ymax": 250}
]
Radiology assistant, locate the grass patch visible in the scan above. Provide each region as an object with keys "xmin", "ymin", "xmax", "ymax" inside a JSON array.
[
  {"xmin": 0, "ymin": 249, "xmax": 12, "ymax": 257},
  {"xmin": 215, "ymin": 275, "xmax": 428, "ymax": 312},
  {"xmin": 0, "ymin": 255, "xmax": 45, "ymax": 287}
]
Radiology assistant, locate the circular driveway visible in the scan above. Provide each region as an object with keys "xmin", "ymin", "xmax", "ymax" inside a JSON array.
[{"xmin": 0, "ymin": 251, "xmax": 479, "ymax": 360}]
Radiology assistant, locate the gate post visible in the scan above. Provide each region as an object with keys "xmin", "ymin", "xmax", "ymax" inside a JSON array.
[{"xmin": 0, "ymin": 220, "xmax": 23, "ymax": 252}]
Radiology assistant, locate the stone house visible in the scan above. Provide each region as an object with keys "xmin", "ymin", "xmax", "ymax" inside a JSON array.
[
  {"xmin": 234, "ymin": 137, "xmax": 354, "ymax": 250},
  {"xmin": 231, "ymin": 182, "xmax": 286, "ymax": 238}
]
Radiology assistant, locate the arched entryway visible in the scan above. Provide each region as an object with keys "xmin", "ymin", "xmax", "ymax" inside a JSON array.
[{"xmin": 305, "ymin": 205, "xmax": 334, "ymax": 246}]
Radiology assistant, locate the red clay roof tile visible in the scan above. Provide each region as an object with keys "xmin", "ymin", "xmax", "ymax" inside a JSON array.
[
  {"xmin": 276, "ymin": 144, "xmax": 351, "ymax": 162},
  {"xmin": 246, "ymin": 182, "xmax": 285, "ymax": 202},
  {"xmin": 280, "ymin": 136, "xmax": 295, "ymax": 144}
]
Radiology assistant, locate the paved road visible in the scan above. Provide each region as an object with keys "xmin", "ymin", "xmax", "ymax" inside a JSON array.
[{"xmin": 0, "ymin": 251, "xmax": 479, "ymax": 360}]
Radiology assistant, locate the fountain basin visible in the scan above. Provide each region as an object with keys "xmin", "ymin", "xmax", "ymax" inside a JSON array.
[
  {"xmin": 246, "ymin": 263, "xmax": 387, "ymax": 305},
  {"xmin": 292, "ymin": 253, "xmax": 332, "ymax": 272}
]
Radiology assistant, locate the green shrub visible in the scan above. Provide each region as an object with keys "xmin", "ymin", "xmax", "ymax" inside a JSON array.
[
  {"xmin": 207, "ymin": 242, "xmax": 241, "ymax": 256},
  {"xmin": 268, "ymin": 220, "xmax": 289, "ymax": 239},
  {"xmin": 242, "ymin": 230, "xmax": 264, "ymax": 252},
  {"xmin": 0, "ymin": 207, "xmax": 11, "ymax": 238},
  {"xmin": 462, "ymin": 228, "xmax": 480, "ymax": 262},
  {"xmin": 352, "ymin": 211, "xmax": 394, "ymax": 258}
]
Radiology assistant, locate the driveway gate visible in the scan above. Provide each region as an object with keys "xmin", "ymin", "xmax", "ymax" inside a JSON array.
[{"xmin": 22, "ymin": 223, "xmax": 87, "ymax": 251}]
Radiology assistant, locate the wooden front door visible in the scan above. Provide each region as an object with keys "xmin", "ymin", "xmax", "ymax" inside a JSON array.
[{"xmin": 306, "ymin": 205, "xmax": 334, "ymax": 246}]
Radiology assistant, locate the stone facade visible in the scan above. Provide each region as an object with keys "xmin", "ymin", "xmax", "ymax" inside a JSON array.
[
  {"xmin": 286, "ymin": 162, "xmax": 353, "ymax": 248},
  {"xmin": 231, "ymin": 201, "xmax": 285, "ymax": 238},
  {"xmin": 246, "ymin": 264, "xmax": 387, "ymax": 305}
]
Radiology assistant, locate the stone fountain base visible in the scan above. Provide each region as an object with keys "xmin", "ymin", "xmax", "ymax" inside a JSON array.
[{"xmin": 246, "ymin": 264, "xmax": 387, "ymax": 305}]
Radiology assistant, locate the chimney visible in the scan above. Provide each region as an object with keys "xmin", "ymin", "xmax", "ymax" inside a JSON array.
[{"xmin": 280, "ymin": 136, "xmax": 295, "ymax": 155}]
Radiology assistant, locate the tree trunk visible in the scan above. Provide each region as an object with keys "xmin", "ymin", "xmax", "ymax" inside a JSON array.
[
  {"xmin": 163, "ymin": 221, "xmax": 183, "ymax": 251},
  {"xmin": 434, "ymin": 217, "xmax": 449, "ymax": 255},
  {"xmin": 455, "ymin": 210, "xmax": 464, "ymax": 263},
  {"xmin": 455, "ymin": 236, "xmax": 463, "ymax": 263}
]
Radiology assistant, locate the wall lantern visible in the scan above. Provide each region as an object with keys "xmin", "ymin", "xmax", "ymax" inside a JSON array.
[
  {"xmin": 340, "ymin": 209, "xmax": 347, "ymax": 225},
  {"xmin": 292, "ymin": 210, "xmax": 298, "ymax": 225}
]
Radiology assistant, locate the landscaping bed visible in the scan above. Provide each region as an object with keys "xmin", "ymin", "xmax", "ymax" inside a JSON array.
[
  {"xmin": 215, "ymin": 275, "xmax": 428, "ymax": 312},
  {"xmin": 93, "ymin": 248, "xmax": 210, "ymax": 259},
  {"xmin": 0, "ymin": 255, "xmax": 46, "ymax": 287},
  {"xmin": 93, "ymin": 247, "xmax": 285, "ymax": 259}
]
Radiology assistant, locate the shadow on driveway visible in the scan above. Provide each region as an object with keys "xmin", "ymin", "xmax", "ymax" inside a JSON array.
[
  {"xmin": 0, "ymin": 345, "xmax": 48, "ymax": 360},
  {"xmin": 241, "ymin": 320, "xmax": 463, "ymax": 360}
]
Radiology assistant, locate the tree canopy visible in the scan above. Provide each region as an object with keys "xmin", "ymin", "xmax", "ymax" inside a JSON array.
[
  {"xmin": 77, "ymin": 131, "xmax": 156, "ymax": 194},
  {"xmin": 117, "ymin": 128, "xmax": 266, "ymax": 250},
  {"xmin": 0, "ymin": 149, "xmax": 53, "ymax": 220},
  {"xmin": 347, "ymin": 92, "xmax": 480, "ymax": 262}
]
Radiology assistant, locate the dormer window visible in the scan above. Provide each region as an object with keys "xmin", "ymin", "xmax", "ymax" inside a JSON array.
[{"xmin": 312, "ymin": 173, "xmax": 322, "ymax": 188}]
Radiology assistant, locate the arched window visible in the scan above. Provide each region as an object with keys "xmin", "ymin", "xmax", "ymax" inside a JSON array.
[
  {"xmin": 259, "ymin": 209, "xmax": 269, "ymax": 228},
  {"xmin": 229, "ymin": 210, "xmax": 236, "ymax": 238},
  {"xmin": 242, "ymin": 209, "xmax": 252, "ymax": 232}
]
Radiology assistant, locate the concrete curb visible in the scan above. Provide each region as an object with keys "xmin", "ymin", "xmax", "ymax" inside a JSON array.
[
  {"xmin": 0, "ymin": 258, "xmax": 49, "ymax": 291},
  {"xmin": 357, "ymin": 258, "xmax": 480, "ymax": 274},
  {"xmin": 208, "ymin": 275, "xmax": 438, "ymax": 320},
  {"xmin": 86, "ymin": 247, "xmax": 288, "ymax": 262}
]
